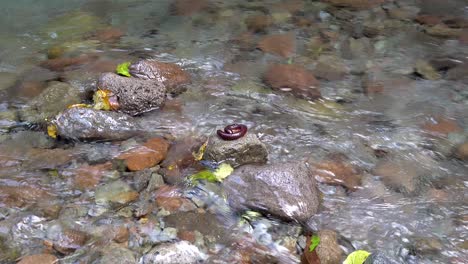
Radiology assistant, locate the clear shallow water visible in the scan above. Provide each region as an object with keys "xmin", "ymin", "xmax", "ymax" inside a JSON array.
[{"xmin": 0, "ymin": 0, "xmax": 467, "ymax": 263}]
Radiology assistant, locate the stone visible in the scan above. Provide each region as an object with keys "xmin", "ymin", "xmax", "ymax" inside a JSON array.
[
  {"xmin": 40, "ymin": 54, "xmax": 97, "ymax": 72},
  {"xmin": 92, "ymin": 27, "xmax": 124, "ymax": 43},
  {"xmin": 415, "ymin": 60, "xmax": 441, "ymax": 80},
  {"xmin": 324, "ymin": 0, "xmax": 385, "ymax": 9},
  {"xmin": 314, "ymin": 55, "xmax": 349, "ymax": 81},
  {"xmin": 156, "ymin": 197, "xmax": 197, "ymax": 213},
  {"xmin": 42, "ymin": 11, "xmax": 104, "ymax": 42},
  {"xmin": 204, "ymin": 133, "xmax": 268, "ymax": 168},
  {"xmin": 141, "ymin": 241, "xmax": 205, "ymax": 264},
  {"xmin": 53, "ymin": 229, "xmax": 88, "ymax": 254},
  {"xmin": 73, "ymin": 162, "xmax": 114, "ymax": 189},
  {"xmin": 52, "ymin": 107, "xmax": 142, "ymax": 140},
  {"xmin": 425, "ymin": 24, "xmax": 463, "ymax": 38},
  {"xmin": 309, "ymin": 154, "xmax": 362, "ymax": 191},
  {"xmin": 99, "ymin": 243, "xmax": 136, "ymax": 264},
  {"xmin": 95, "ymin": 180, "xmax": 139, "ymax": 206},
  {"xmin": 0, "ymin": 72, "xmax": 18, "ymax": 91},
  {"xmin": 97, "ymin": 72, "xmax": 167, "ymax": 116},
  {"xmin": 117, "ymin": 137, "xmax": 170, "ymax": 171},
  {"xmin": 164, "ymin": 211, "xmax": 227, "ymax": 242},
  {"xmin": 245, "ymin": 15, "xmax": 272, "ymax": 33},
  {"xmin": 20, "ymin": 81, "xmax": 81, "ymax": 123},
  {"xmin": 455, "ymin": 142, "xmax": 468, "ymax": 161},
  {"xmin": 413, "ymin": 236, "xmax": 443, "ymax": 254},
  {"xmin": 315, "ymin": 230, "xmax": 345, "ymax": 264},
  {"xmin": 446, "ymin": 64, "xmax": 468, "ymax": 81},
  {"xmin": 15, "ymin": 81, "xmax": 47, "ymax": 99},
  {"xmin": 263, "ymin": 64, "xmax": 321, "ymax": 100},
  {"xmin": 415, "ymin": 15, "xmax": 442, "ymax": 26},
  {"xmin": 170, "ymin": 0, "xmax": 207, "ymax": 16},
  {"xmin": 363, "ymin": 252, "xmax": 400, "ymax": 264},
  {"xmin": 257, "ymin": 34, "xmax": 295, "ymax": 58},
  {"xmin": 22, "ymin": 148, "xmax": 74, "ymax": 169},
  {"xmin": 422, "ymin": 117, "xmax": 462, "ymax": 137},
  {"xmin": 128, "ymin": 59, "xmax": 191, "ymax": 94},
  {"xmin": 0, "ymin": 185, "xmax": 53, "ymax": 208},
  {"xmin": 18, "ymin": 254, "xmax": 58, "ymax": 264},
  {"xmin": 223, "ymin": 162, "xmax": 321, "ymax": 222}
]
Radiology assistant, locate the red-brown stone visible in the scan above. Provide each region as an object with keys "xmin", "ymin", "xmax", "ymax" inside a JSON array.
[{"xmin": 258, "ymin": 34, "xmax": 295, "ymax": 58}]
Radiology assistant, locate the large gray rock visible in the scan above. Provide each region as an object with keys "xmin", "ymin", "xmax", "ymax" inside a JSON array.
[
  {"xmin": 97, "ymin": 72, "xmax": 167, "ymax": 116},
  {"xmin": 140, "ymin": 241, "xmax": 205, "ymax": 264},
  {"xmin": 223, "ymin": 162, "xmax": 321, "ymax": 222},
  {"xmin": 364, "ymin": 252, "xmax": 400, "ymax": 264},
  {"xmin": 52, "ymin": 107, "xmax": 142, "ymax": 140},
  {"xmin": 204, "ymin": 133, "xmax": 268, "ymax": 167},
  {"xmin": 20, "ymin": 81, "xmax": 81, "ymax": 123}
]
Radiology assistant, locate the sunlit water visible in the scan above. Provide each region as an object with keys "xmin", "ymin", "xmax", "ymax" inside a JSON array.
[{"xmin": 0, "ymin": 0, "xmax": 467, "ymax": 263}]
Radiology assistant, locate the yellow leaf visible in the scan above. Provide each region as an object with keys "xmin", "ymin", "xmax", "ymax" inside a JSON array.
[
  {"xmin": 47, "ymin": 124, "xmax": 58, "ymax": 139},
  {"xmin": 344, "ymin": 250, "xmax": 371, "ymax": 264},
  {"xmin": 192, "ymin": 138, "xmax": 209, "ymax": 161},
  {"xmin": 213, "ymin": 163, "xmax": 233, "ymax": 181}
]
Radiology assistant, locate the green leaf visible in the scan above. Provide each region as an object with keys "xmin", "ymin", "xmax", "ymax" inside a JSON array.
[
  {"xmin": 116, "ymin": 62, "xmax": 131, "ymax": 77},
  {"xmin": 343, "ymin": 250, "xmax": 371, "ymax": 264},
  {"xmin": 213, "ymin": 163, "xmax": 233, "ymax": 181},
  {"xmin": 308, "ymin": 235, "xmax": 320, "ymax": 252},
  {"xmin": 190, "ymin": 163, "xmax": 233, "ymax": 183}
]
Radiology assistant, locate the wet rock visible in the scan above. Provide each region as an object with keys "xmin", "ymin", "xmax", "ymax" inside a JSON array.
[
  {"xmin": 258, "ymin": 34, "xmax": 296, "ymax": 58},
  {"xmin": 170, "ymin": 0, "xmax": 207, "ymax": 16},
  {"xmin": 23, "ymin": 148, "xmax": 74, "ymax": 169},
  {"xmin": 315, "ymin": 230, "xmax": 345, "ymax": 264},
  {"xmin": 20, "ymin": 81, "xmax": 81, "ymax": 123},
  {"xmin": 40, "ymin": 54, "xmax": 97, "ymax": 72},
  {"xmin": 263, "ymin": 64, "xmax": 321, "ymax": 100},
  {"xmin": 0, "ymin": 185, "xmax": 53, "ymax": 208},
  {"xmin": 18, "ymin": 254, "xmax": 58, "ymax": 264},
  {"xmin": 164, "ymin": 211, "xmax": 228, "ymax": 242},
  {"xmin": 0, "ymin": 110, "xmax": 18, "ymax": 131},
  {"xmin": 156, "ymin": 196, "xmax": 197, "ymax": 213},
  {"xmin": 223, "ymin": 162, "xmax": 321, "ymax": 222},
  {"xmin": 117, "ymin": 137, "xmax": 170, "ymax": 171},
  {"xmin": 324, "ymin": 0, "xmax": 385, "ymax": 9},
  {"xmin": 413, "ymin": 236, "xmax": 443, "ymax": 254},
  {"xmin": 72, "ymin": 162, "xmax": 114, "ymax": 190},
  {"xmin": 0, "ymin": 72, "xmax": 18, "ymax": 91},
  {"xmin": 52, "ymin": 107, "xmax": 142, "ymax": 140},
  {"xmin": 15, "ymin": 81, "xmax": 47, "ymax": 99},
  {"xmin": 415, "ymin": 15, "xmax": 442, "ymax": 26},
  {"xmin": 95, "ymin": 180, "xmax": 139, "ymax": 206},
  {"xmin": 53, "ymin": 229, "xmax": 88, "ymax": 254},
  {"xmin": 362, "ymin": 72, "xmax": 384, "ymax": 95},
  {"xmin": 422, "ymin": 117, "xmax": 462, "ymax": 137},
  {"xmin": 97, "ymin": 72, "xmax": 167, "ymax": 116},
  {"xmin": 446, "ymin": 64, "xmax": 468, "ymax": 81},
  {"xmin": 387, "ymin": 6, "xmax": 419, "ymax": 21},
  {"xmin": 92, "ymin": 27, "xmax": 124, "ymax": 43},
  {"xmin": 245, "ymin": 15, "xmax": 272, "ymax": 33},
  {"xmin": 99, "ymin": 243, "xmax": 136, "ymax": 264},
  {"xmin": 455, "ymin": 142, "xmax": 468, "ymax": 161},
  {"xmin": 42, "ymin": 11, "xmax": 104, "ymax": 42},
  {"xmin": 425, "ymin": 24, "xmax": 463, "ymax": 38},
  {"xmin": 314, "ymin": 55, "xmax": 349, "ymax": 81},
  {"xmin": 415, "ymin": 60, "xmax": 441, "ymax": 80},
  {"xmin": 309, "ymin": 153, "xmax": 362, "ymax": 191},
  {"xmin": 204, "ymin": 133, "xmax": 268, "ymax": 168},
  {"xmin": 363, "ymin": 252, "xmax": 399, "ymax": 264},
  {"xmin": 128, "ymin": 59, "xmax": 191, "ymax": 94},
  {"xmin": 141, "ymin": 241, "xmax": 205, "ymax": 264}
]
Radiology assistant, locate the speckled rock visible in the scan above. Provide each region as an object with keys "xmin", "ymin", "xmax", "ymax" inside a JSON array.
[
  {"xmin": 223, "ymin": 162, "xmax": 321, "ymax": 222},
  {"xmin": 363, "ymin": 252, "xmax": 400, "ymax": 264},
  {"xmin": 18, "ymin": 254, "xmax": 58, "ymax": 264},
  {"xmin": 314, "ymin": 55, "xmax": 349, "ymax": 81},
  {"xmin": 141, "ymin": 241, "xmax": 206, "ymax": 264},
  {"xmin": 204, "ymin": 133, "xmax": 268, "ymax": 168},
  {"xmin": 99, "ymin": 243, "xmax": 136, "ymax": 264},
  {"xmin": 258, "ymin": 34, "xmax": 295, "ymax": 58},
  {"xmin": 97, "ymin": 72, "xmax": 167, "ymax": 116},
  {"xmin": 52, "ymin": 107, "xmax": 142, "ymax": 140},
  {"xmin": 316, "ymin": 230, "xmax": 345, "ymax": 264}
]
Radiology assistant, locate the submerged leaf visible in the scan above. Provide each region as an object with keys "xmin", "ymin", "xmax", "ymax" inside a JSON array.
[
  {"xmin": 192, "ymin": 138, "xmax": 209, "ymax": 161},
  {"xmin": 116, "ymin": 62, "xmax": 131, "ymax": 77},
  {"xmin": 190, "ymin": 170, "xmax": 217, "ymax": 183},
  {"xmin": 47, "ymin": 124, "xmax": 58, "ymax": 139},
  {"xmin": 214, "ymin": 163, "xmax": 233, "ymax": 181},
  {"xmin": 93, "ymin": 89, "xmax": 111, "ymax": 110},
  {"xmin": 308, "ymin": 235, "xmax": 320, "ymax": 252},
  {"xmin": 190, "ymin": 163, "xmax": 234, "ymax": 183},
  {"xmin": 343, "ymin": 250, "xmax": 371, "ymax": 264}
]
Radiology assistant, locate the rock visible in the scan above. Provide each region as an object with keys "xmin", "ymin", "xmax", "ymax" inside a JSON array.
[
  {"xmin": 314, "ymin": 55, "xmax": 349, "ymax": 81},
  {"xmin": 422, "ymin": 117, "xmax": 462, "ymax": 137},
  {"xmin": 0, "ymin": 72, "xmax": 18, "ymax": 91},
  {"xmin": 415, "ymin": 15, "xmax": 442, "ymax": 26},
  {"xmin": 204, "ymin": 133, "xmax": 268, "ymax": 168},
  {"xmin": 20, "ymin": 81, "xmax": 81, "ymax": 123},
  {"xmin": 97, "ymin": 72, "xmax": 167, "ymax": 116},
  {"xmin": 164, "ymin": 211, "xmax": 227, "ymax": 241},
  {"xmin": 446, "ymin": 64, "xmax": 468, "ymax": 81},
  {"xmin": 99, "ymin": 243, "xmax": 136, "ymax": 264},
  {"xmin": 324, "ymin": 0, "xmax": 385, "ymax": 9},
  {"xmin": 117, "ymin": 137, "xmax": 170, "ymax": 171},
  {"xmin": 22, "ymin": 148, "xmax": 74, "ymax": 169},
  {"xmin": 309, "ymin": 153, "xmax": 362, "ymax": 191},
  {"xmin": 455, "ymin": 142, "xmax": 468, "ymax": 160},
  {"xmin": 15, "ymin": 81, "xmax": 47, "ymax": 99},
  {"xmin": 363, "ymin": 252, "xmax": 400, "ymax": 264},
  {"xmin": 0, "ymin": 110, "xmax": 18, "ymax": 131},
  {"xmin": 413, "ymin": 236, "xmax": 443, "ymax": 254},
  {"xmin": 42, "ymin": 11, "xmax": 104, "ymax": 42},
  {"xmin": 18, "ymin": 254, "xmax": 58, "ymax": 264},
  {"xmin": 0, "ymin": 185, "xmax": 53, "ymax": 208},
  {"xmin": 128, "ymin": 59, "xmax": 191, "ymax": 95},
  {"xmin": 51, "ymin": 107, "xmax": 142, "ymax": 140},
  {"xmin": 92, "ymin": 27, "xmax": 124, "ymax": 43},
  {"xmin": 223, "ymin": 162, "xmax": 321, "ymax": 222},
  {"xmin": 257, "ymin": 34, "xmax": 295, "ymax": 58},
  {"xmin": 362, "ymin": 73, "xmax": 384, "ymax": 95},
  {"xmin": 40, "ymin": 54, "xmax": 97, "ymax": 72},
  {"xmin": 263, "ymin": 64, "xmax": 321, "ymax": 100},
  {"xmin": 245, "ymin": 15, "xmax": 272, "ymax": 33},
  {"xmin": 95, "ymin": 180, "xmax": 139, "ymax": 206},
  {"xmin": 387, "ymin": 6, "xmax": 419, "ymax": 21},
  {"xmin": 415, "ymin": 60, "xmax": 441, "ymax": 80},
  {"xmin": 170, "ymin": 0, "xmax": 207, "ymax": 16},
  {"xmin": 315, "ymin": 230, "xmax": 345, "ymax": 264},
  {"xmin": 53, "ymin": 229, "xmax": 88, "ymax": 254},
  {"xmin": 72, "ymin": 162, "xmax": 114, "ymax": 190},
  {"xmin": 425, "ymin": 24, "xmax": 463, "ymax": 38},
  {"xmin": 141, "ymin": 241, "xmax": 205, "ymax": 264}
]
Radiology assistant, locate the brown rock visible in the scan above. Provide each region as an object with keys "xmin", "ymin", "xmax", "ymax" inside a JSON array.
[
  {"xmin": 459, "ymin": 30, "xmax": 468, "ymax": 44},
  {"xmin": 316, "ymin": 230, "xmax": 345, "ymax": 264},
  {"xmin": 362, "ymin": 76, "xmax": 384, "ymax": 95},
  {"xmin": 324, "ymin": 0, "xmax": 385, "ymax": 9},
  {"xmin": 112, "ymin": 226, "xmax": 130, "ymax": 243},
  {"xmin": 23, "ymin": 148, "xmax": 74, "ymax": 169},
  {"xmin": 415, "ymin": 15, "xmax": 442, "ymax": 26},
  {"xmin": 0, "ymin": 185, "xmax": 53, "ymax": 208},
  {"xmin": 310, "ymin": 154, "xmax": 362, "ymax": 191},
  {"xmin": 455, "ymin": 142, "xmax": 468, "ymax": 161},
  {"xmin": 170, "ymin": 0, "xmax": 207, "ymax": 16},
  {"xmin": 422, "ymin": 117, "xmax": 462, "ymax": 136},
  {"xmin": 373, "ymin": 159, "xmax": 421, "ymax": 194},
  {"xmin": 18, "ymin": 254, "xmax": 58, "ymax": 264},
  {"xmin": 264, "ymin": 64, "xmax": 321, "ymax": 100},
  {"xmin": 314, "ymin": 55, "xmax": 349, "ymax": 81},
  {"xmin": 155, "ymin": 197, "xmax": 196, "ymax": 213},
  {"xmin": 118, "ymin": 138, "xmax": 169, "ymax": 171},
  {"xmin": 272, "ymin": 0, "xmax": 304, "ymax": 13},
  {"xmin": 40, "ymin": 54, "xmax": 98, "ymax": 72},
  {"xmin": 54, "ymin": 229, "xmax": 88, "ymax": 254},
  {"xmin": 93, "ymin": 27, "xmax": 124, "ymax": 43},
  {"xmin": 73, "ymin": 162, "xmax": 113, "ymax": 189},
  {"xmin": 178, "ymin": 230, "xmax": 196, "ymax": 243},
  {"xmin": 425, "ymin": 24, "xmax": 463, "ymax": 38},
  {"xmin": 245, "ymin": 15, "xmax": 272, "ymax": 33},
  {"xmin": 16, "ymin": 81, "xmax": 46, "ymax": 99},
  {"xmin": 258, "ymin": 34, "xmax": 295, "ymax": 58},
  {"xmin": 231, "ymin": 32, "xmax": 256, "ymax": 51}
]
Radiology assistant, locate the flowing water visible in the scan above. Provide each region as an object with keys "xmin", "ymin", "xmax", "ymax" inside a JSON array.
[{"xmin": 0, "ymin": 0, "xmax": 467, "ymax": 263}]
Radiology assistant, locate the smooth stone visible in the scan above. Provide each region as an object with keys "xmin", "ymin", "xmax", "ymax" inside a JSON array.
[{"xmin": 140, "ymin": 241, "xmax": 206, "ymax": 264}]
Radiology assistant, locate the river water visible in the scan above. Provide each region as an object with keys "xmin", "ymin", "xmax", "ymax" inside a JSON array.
[{"xmin": 0, "ymin": 0, "xmax": 467, "ymax": 263}]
